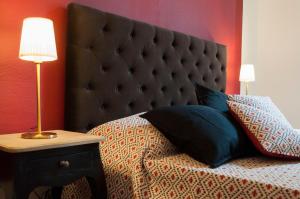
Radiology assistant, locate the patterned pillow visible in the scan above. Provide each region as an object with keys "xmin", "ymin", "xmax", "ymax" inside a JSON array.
[
  {"xmin": 228, "ymin": 95, "xmax": 292, "ymax": 128},
  {"xmin": 228, "ymin": 101, "xmax": 300, "ymax": 159}
]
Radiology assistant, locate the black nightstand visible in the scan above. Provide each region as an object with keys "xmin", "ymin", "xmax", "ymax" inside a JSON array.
[{"xmin": 0, "ymin": 130, "xmax": 107, "ymax": 199}]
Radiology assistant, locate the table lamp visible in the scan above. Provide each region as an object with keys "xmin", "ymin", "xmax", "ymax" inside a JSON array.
[
  {"xmin": 239, "ymin": 64, "xmax": 255, "ymax": 95},
  {"xmin": 19, "ymin": 17, "xmax": 58, "ymax": 139}
]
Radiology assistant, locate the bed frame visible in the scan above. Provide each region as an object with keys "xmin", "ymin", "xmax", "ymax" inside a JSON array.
[{"xmin": 64, "ymin": 3, "xmax": 227, "ymax": 132}]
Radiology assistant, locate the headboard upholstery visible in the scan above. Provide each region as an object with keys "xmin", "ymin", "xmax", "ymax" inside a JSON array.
[{"xmin": 65, "ymin": 3, "xmax": 227, "ymax": 132}]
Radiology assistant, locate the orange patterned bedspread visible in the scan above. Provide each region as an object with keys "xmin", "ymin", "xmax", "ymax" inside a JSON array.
[{"xmin": 63, "ymin": 114, "xmax": 300, "ymax": 199}]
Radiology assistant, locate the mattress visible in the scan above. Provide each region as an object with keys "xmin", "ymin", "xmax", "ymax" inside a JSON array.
[{"xmin": 62, "ymin": 114, "xmax": 300, "ymax": 199}]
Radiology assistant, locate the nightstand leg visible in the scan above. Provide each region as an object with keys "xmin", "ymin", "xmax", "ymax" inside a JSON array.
[
  {"xmin": 86, "ymin": 175, "xmax": 107, "ymax": 199},
  {"xmin": 52, "ymin": 187, "xmax": 63, "ymax": 199}
]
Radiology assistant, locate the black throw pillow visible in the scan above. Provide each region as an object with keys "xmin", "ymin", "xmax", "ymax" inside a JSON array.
[
  {"xmin": 195, "ymin": 84, "xmax": 228, "ymax": 112},
  {"xmin": 195, "ymin": 84, "xmax": 257, "ymax": 156},
  {"xmin": 140, "ymin": 105, "xmax": 252, "ymax": 168}
]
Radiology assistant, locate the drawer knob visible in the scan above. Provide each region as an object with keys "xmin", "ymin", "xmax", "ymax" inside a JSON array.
[{"xmin": 59, "ymin": 160, "xmax": 70, "ymax": 168}]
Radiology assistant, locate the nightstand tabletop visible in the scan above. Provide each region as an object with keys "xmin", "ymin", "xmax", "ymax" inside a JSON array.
[{"xmin": 0, "ymin": 130, "xmax": 104, "ymax": 153}]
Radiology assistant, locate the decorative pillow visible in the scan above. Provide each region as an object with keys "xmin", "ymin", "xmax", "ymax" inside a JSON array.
[
  {"xmin": 140, "ymin": 105, "xmax": 255, "ymax": 168},
  {"xmin": 228, "ymin": 101, "xmax": 300, "ymax": 159},
  {"xmin": 228, "ymin": 95, "xmax": 292, "ymax": 128},
  {"xmin": 195, "ymin": 84, "xmax": 228, "ymax": 112},
  {"xmin": 194, "ymin": 85, "xmax": 257, "ymax": 157}
]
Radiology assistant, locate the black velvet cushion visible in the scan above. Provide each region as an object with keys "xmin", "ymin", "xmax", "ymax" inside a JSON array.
[
  {"xmin": 140, "ymin": 105, "xmax": 252, "ymax": 168},
  {"xmin": 195, "ymin": 84, "xmax": 228, "ymax": 112},
  {"xmin": 195, "ymin": 84, "xmax": 257, "ymax": 156}
]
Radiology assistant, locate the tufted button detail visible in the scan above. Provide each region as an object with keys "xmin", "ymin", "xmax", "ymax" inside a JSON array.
[
  {"xmin": 152, "ymin": 69, "xmax": 157, "ymax": 76},
  {"xmin": 130, "ymin": 30, "xmax": 136, "ymax": 38},
  {"xmin": 170, "ymin": 101, "xmax": 175, "ymax": 106},
  {"xmin": 188, "ymin": 73, "xmax": 192, "ymax": 80},
  {"xmin": 189, "ymin": 44, "xmax": 194, "ymax": 51},
  {"xmin": 128, "ymin": 101, "xmax": 134, "ymax": 108},
  {"xmin": 203, "ymin": 76, "xmax": 207, "ymax": 82},
  {"xmin": 140, "ymin": 85, "xmax": 147, "ymax": 92},
  {"xmin": 221, "ymin": 88, "xmax": 225, "ymax": 92},
  {"xmin": 162, "ymin": 54, "xmax": 167, "ymax": 62},
  {"xmin": 102, "ymin": 24, "xmax": 109, "ymax": 32},
  {"xmin": 153, "ymin": 35, "xmax": 158, "ymax": 44},
  {"xmin": 150, "ymin": 101, "xmax": 156, "ymax": 108},
  {"xmin": 116, "ymin": 84, "xmax": 123, "ymax": 92},
  {"xmin": 215, "ymin": 77, "xmax": 220, "ymax": 83},
  {"xmin": 161, "ymin": 86, "xmax": 167, "ymax": 92},
  {"xmin": 129, "ymin": 67, "xmax": 135, "ymax": 74},
  {"xmin": 209, "ymin": 64, "xmax": 214, "ymax": 70},
  {"xmin": 102, "ymin": 65, "xmax": 109, "ymax": 72},
  {"xmin": 180, "ymin": 58, "xmax": 186, "ymax": 65},
  {"xmin": 179, "ymin": 87, "xmax": 184, "ymax": 93},
  {"xmin": 171, "ymin": 40, "xmax": 177, "ymax": 47},
  {"xmin": 116, "ymin": 47, "xmax": 123, "ymax": 54},
  {"xmin": 187, "ymin": 101, "xmax": 192, "ymax": 105},
  {"xmin": 101, "ymin": 103, "xmax": 108, "ymax": 110},
  {"xmin": 221, "ymin": 65, "xmax": 225, "ymax": 72},
  {"xmin": 87, "ymin": 82, "xmax": 94, "ymax": 90},
  {"xmin": 171, "ymin": 72, "xmax": 176, "ymax": 78},
  {"xmin": 141, "ymin": 49, "xmax": 147, "ymax": 58},
  {"xmin": 195, "ymin": 61, "xmax": 200, "ymax": 67}
]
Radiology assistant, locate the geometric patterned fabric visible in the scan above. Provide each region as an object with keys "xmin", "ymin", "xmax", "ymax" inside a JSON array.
[
  {"xmin": 62, "ymin": 114, "xmax": 300, "ymax": 199},
  {"xmin": 228, "ymin": 95, "xmax": 292, "ymax": 128},
  {"xmin": 228, "ymin": 101, "xmax": 300, "ymax": 159}
]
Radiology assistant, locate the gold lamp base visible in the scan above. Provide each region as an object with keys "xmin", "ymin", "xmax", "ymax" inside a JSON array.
[
  {"xmin": 21, "ymin": 132, "xmax": 57, "ymax": 139},
  {"xmin": 20, "ymin": 63, "xmax": 58, "ymax": 140}
]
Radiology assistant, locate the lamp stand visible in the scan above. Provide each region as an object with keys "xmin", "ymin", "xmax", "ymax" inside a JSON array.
[
  {"xmin": 21, "ymin": 63, "xmax": 57, "ymax": 139},
  {"xmin": 245, "ymin": 82, "xmax": 249, "ymax": 95}
]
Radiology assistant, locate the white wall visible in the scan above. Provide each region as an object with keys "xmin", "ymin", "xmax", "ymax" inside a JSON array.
[{"xmin": 242, "ymin": 0, "xmax": 300, "ymax": 128}]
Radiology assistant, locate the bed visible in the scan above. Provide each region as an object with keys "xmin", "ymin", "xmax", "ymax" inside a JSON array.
[{"xmin": 63, "ymin": 3, "xmax": 300, "ymax": 199}]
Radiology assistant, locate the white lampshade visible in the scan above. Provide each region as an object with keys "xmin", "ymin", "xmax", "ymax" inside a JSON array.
[
  {"xmin": 239, "ymin": 64, "xmax": 255, "ymax": 82},
  {"xmin": 19, "ymin": 17, "xmax": 57, "ymax": 63}
]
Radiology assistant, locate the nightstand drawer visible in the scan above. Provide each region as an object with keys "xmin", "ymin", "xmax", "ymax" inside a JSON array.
[{"xmin": 28, "ymin": 150, "xmax": 94, "ymax": 175}]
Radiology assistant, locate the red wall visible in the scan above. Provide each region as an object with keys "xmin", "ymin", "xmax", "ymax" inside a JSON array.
[{"xmin": 0, "ymin": 0, "xmax": 242, "ymax": 133}]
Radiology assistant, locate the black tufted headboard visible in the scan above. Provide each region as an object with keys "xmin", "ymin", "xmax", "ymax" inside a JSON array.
[{"xmin": 65, "ymin": 3, "xmax": 227, "ymax": 132}]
